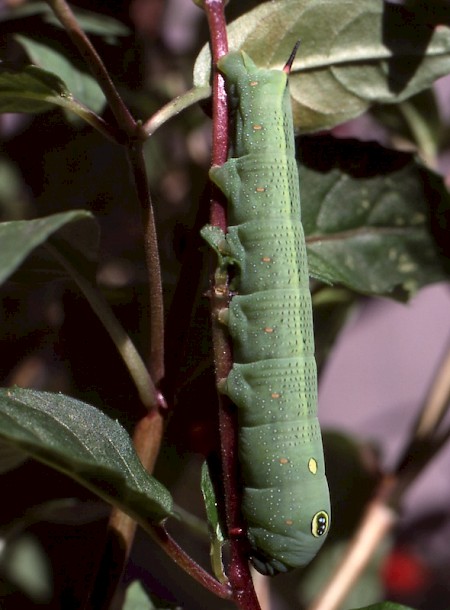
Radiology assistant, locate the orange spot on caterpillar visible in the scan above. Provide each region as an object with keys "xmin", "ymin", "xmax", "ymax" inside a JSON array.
[
  {"xmin": 285, "ymin": 519, "xmax": 294, "ymax": 526},
  {"xmin": 271, "ymin": 392, "xmax": 281, "ymax": 399},
  {"xmin": 255, "ymin": 186, "xmax": 266, "ymax": 192},
  {"xmin": 249, "ymin": 80, "xmax": 259, "ymax": 87},
  {"xmin": 264, "ymin": 327, "xmax": 274, "ymax": 333},
  {"xmin": 279, "ymin": 457, "xmax": 289, "ymax": 464},
  {"xmin": 261, "ymin": 256, "xmax": 272, "ymax": 263},
  {"xmin": 253, "ymin": 124, "xmax": 263, "ymax": 131}
]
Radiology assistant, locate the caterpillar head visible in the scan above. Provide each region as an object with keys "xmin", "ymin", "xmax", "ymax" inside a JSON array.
[{"xmin": 248, "ymin": 508, "xmax": 330, "ymax": 575}]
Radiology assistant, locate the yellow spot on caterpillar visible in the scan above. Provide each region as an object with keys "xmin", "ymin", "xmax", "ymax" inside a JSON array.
[
  {"xmin": 249, "ymin": 80, "xmax": 259, "ymax": 87},
  {"xmin": 311, "ymin": 511, "xmax": 329, "ymax": 538},
  {"xmin": 255, "ymin": 186, "xmax": 266, "ymax": 192},
  {"xmin": 264, "ymin": 327, "xmax": 274, "ymax": 333},
  {"xmin": 271, "ymin": 392, "xmax": 281, "ymax": 399},
  {"xmin": 261, "ymin": 256, "xmax": 271, "ymax": 263},
  {"xmin": 308, "ymin": 458, "xmax": 318, "ymax": 474},
  {"xmin": 253, "ymin": 124, "xmax": 263, "ymax": 131},
  {"xmin": 279, "ymin": 457, "xmax": 289, "ymax": 465},
  {"xmin": 285, "ymin": 519, "xmax": 294, "ymax": 526}
]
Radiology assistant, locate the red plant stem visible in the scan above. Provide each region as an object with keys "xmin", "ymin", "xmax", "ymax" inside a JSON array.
[
  {"xmin": 204, "ymin": 0, "xmax": 229, "ymax": 172},
  {"xmin": 202, "ymin": 1, "xmax": 262, "ymax": 608},
  {"xmin": 149, "ymin": 525, "xmax": 231, "ymax": 599}
]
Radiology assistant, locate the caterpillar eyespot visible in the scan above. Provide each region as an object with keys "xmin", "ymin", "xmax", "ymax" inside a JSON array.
[
  {"xmin": 311, "ymin": 511, "xmax": 330, "ymax": 538},
  {"xmin": 202, "ymin": 50, "xmax": 331, "ymax": 575}
]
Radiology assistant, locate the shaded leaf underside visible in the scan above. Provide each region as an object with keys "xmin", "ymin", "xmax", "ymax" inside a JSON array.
[{"xmin": 0, "ymin": 388, "xmax": 173, "ymax": 523}]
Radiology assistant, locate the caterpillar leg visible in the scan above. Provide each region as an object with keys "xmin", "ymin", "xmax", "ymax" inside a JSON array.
[{"xmin": 200, "ymin": 224, "xmax": 227, "ymax": 257}]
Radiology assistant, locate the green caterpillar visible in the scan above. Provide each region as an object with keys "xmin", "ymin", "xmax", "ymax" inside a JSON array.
[{"xmin": 202, "ymin": 50, "xmax": 330, "ymax": 575}]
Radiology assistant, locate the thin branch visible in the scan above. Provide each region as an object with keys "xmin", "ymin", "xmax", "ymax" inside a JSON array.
[
  {"xmin": 308, "ymin": 336, "xmax": 450, "ymax": 610},
  {"xmin": 44, "ymin": 0, "xmax": 137, "ymax": 135},
  {"xmin": 410, "ymin": 339, "xmax": 450, "ymax": 441},
  {"xmin": 81, "ymin": 402, "xmax": 167, "ymax": 610},
  {"xmin": 393, "ymin": 337, "xmax": 450, "ymax": 492},
  {"xmin": 42, "ymin": 242, "xmax": 157, "ymax": 594},
  {"xmin": 205, "ymin": 0, "xmax": 229, "ymax": 170},
  {"xmin": 126, "ymin": 142, "xmax": 165, "ymax": 385},
  {"xmin": 143, "ymin": 86, "xmax": 211, "ymax": 137},
  {"xmin": 44, "ymin": 3, "xmax": 180, "ymax": 390},
  {"xmin": 56, "ymin": 95, "xmax": 122, "ymax": 143},
  {"xmin": 108, "ymin": 409, "xmax": 166, "ymax": 608},
  {"xmin": 308, "ymin": 487, "xmax": 396, "ymax": 610},
  {"xmin": 44, "ymin": 242, "xmax": 157, "ymax": 409},
  {"xmin": 146, "ymin": 524, "xmax": 232, "ymax": 599},
  {"xmin": 398, "ymin": 99, "xmax": 438, "ymax": 170},
  {"xmin": 250, "ymin": 570, "xmax": 271, "ymax": 610},
  {"xmin": 42, "ymin": 3, "xmax": 170, "ymax": 607}
]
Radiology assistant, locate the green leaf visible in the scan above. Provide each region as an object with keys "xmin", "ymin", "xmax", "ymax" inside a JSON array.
[
  {"xmin": 0, "ymin": 1, "xmax": 129, "ymax": 37},
  {"xmin": 194, "ymin": 0, "xmax": 450, "ymax": 132},
  {"xmin": 0, "ymin": 534, "xmax": 52, "ymax": 603},
  {"xmin": 0, "ymin": 63, "xmax": 107, "ymax": 125},
  {"xmin": 15, "ymin": 35, "xmax": 106, "ymax": 116},
  {"xmin": 0, "ymin": 62, "xmax": 74, "ymax": 114},
  {"xmin": 301, "ymin": 137, "xmax": 449, "ymax": 299},
  {"xmin": 122, "ymin": 581, "xmax": 181, "ymax": 610},
  {"xmin": 0, "ymin": 439, "xmax": 28, "ymax": 474},
  {"xmin": 0, "ymin": 388, "xmax": 173, "ymax": 523},
  {"xmin": 201, "ymin": 461, "xmax": 227, "ymax": 583},
  {"xmin": 44, "ymin": 6, "xmax": 130, "ymax": 38},
  {"xmin": 0, "ymin": 211, "xmax": 98, "ymax": 286},
  {"xmin": 123, "ymin": 581, "xmax": 155, "ymax": 610}
]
